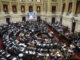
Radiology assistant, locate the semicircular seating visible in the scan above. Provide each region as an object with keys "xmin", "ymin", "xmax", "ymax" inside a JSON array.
[{"xmin": 0, "ymin": 21, "xmax": 79, "ymax": 60}]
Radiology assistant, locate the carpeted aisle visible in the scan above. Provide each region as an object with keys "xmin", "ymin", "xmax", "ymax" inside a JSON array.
[
  {"xmin": 74, "ymin": 54, "xmax": 80, "ymax": 60},
  {"xmin": 54, "ymin": 36, "xmax": 59, "ymax": 42},
  {"xmin": 0, "ymin": 38, "xmax": 2, "ymax": 49}
]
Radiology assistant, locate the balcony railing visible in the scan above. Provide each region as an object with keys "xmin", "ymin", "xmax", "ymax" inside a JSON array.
[
  {"xmin": 4, "ymin": 12, "xmax": 9, "ymax": 14},
  {"xmin": 1, "ymin": 0, "xmax": 9, "ymax": 1},
  {"xmin": 20, "ymin": 0, "xmax": 25, "ymax": 2},
  {"xmin": 12, "ymin": 0, "xmax": 18, "ymax": 2},
  {"xmin": 52, "ymin": 0, "xmax": 57, "ymax": 2}
]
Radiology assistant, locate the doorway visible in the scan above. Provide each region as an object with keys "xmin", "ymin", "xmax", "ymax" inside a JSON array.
[
  {"xmin": 72, "ymin": 21, "xmax": 76, "ymax": 33},
  {"xmin": 6, "ymin": 18, "xmax": 10, "ymax": 24},
  {"xmin": 22, "ymin": 17, "xmax": 26, "ymax": 22},
  {"xmin": 37, "ymin": 16, "xmax": 41, "ymax": 22},
  {"xmin": 52, "ymin": 17, "xmax": 55, "ymax": 24}
]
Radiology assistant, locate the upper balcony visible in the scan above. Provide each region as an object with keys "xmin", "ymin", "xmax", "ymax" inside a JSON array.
[
  {"xmin": 11, "ymin": 0, "xmax": 18, "ymax": 2},
  {"xmin": 1, "ymin": 0, "xmax": 18, "ymax": 2},
  {"xmin": 1, "ymin": 0, "xmax": 10, "ymax": 2},
  {"xmin": 51, "ymin": 0, "xmax": 57, "ymax": 2},
  {"xmin": 19, "ymin": 0, "xmax": 26, "ymax": 2}
]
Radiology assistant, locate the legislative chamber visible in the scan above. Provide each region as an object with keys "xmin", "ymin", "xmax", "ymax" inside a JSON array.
[{"xmin": 0, "ymin": 0, "xmax": 80, "ymax": 60}]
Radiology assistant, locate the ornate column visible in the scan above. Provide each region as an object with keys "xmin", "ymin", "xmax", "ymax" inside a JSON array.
[
  {"xmin": 42, "ymin": 0, "xmax": 44, "ymax": 13},
  {"xmin": 25, "ymin": 0, "xmax": 28, "ymax": 13},
  {"xmin": 33, "ymin": 0, "xmax": 36, "ymax": 13},
  {"xmin": 65, "ymin": 0, "xmax": 69, "ymax": 14},
  {"xmin": 9, "ymin": 1, "xmax": 12, "ymax": 13},
  {"xmin": 72, "ymin": 0, "xmax": 77, "ymax": 15},
  {"xmin": 59, "ymin": 0, "xmax": 63, "ymax": 13},
  {"xmin": 0, "ymin": 1, "xmax": 1, "ymax": 12},
  {"xmin": 47, "ymin": 0, "xmax": 51, "ymax": 13},
  {"xmin": 18, "ymin": 0, "xmax": 20, "ymax": 13},
  {"xmin": 0, "ymin": 1, "xmax": 3, "ymax": 12}
]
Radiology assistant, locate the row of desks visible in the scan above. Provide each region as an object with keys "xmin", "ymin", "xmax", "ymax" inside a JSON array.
[{"xmin": 43, "ymin": 21, "xmax": 80, "ymax": 56}]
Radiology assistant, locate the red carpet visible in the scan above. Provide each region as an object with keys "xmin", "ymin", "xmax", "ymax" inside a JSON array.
[
  {"xmin": 37, "ymin": 36, "xmax": 41, "ymax": 40},
  {"xmin": 0, "ymin": 38, "xmax": 2, "ymax": 49},
  {"xmin": 46, "ymin": 26, "xmax": 59, "ymax": 42},
  {"xmin": 54, "ymin": 36, "xmax": 59, "ymax": 42},
  {"xmin": 74, "ymin": 54, "xmax": 80, "ymax": 60},
  {"xmin": 16, "ymin": 36, "xmax": 20, "ymax": 40}
]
